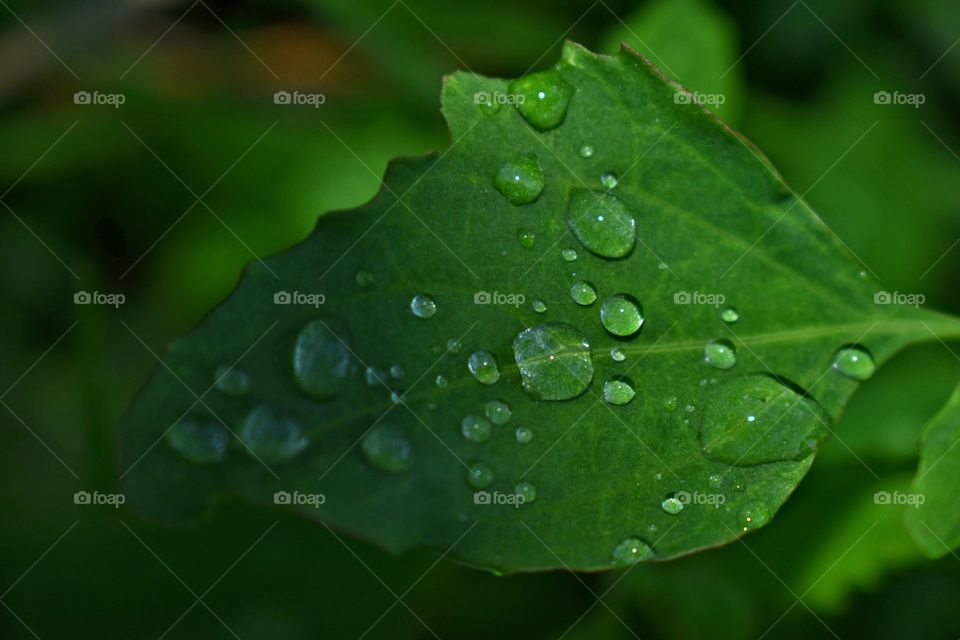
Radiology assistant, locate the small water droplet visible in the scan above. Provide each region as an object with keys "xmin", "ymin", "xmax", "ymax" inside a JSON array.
[
  {"xmin": 661, "ymin": 496, "xmax": 684, "ymax": 515},
  {"xmin": 362, "ymin": 425, "xmax": 414, "ymax": 472},
  {"xmin": 515, "ymin": 481, "xmax": 537, "ymax": 503},
  {"xmin": 611, "ymin": 537, "xmax": 654, "ymax": 566},
  {"xmin": 435, "ymin": 374, "xmax": 448, "ymax": 388},
  {"xmin": 513, "ymin": 323, "xmax": 594, "ymax": 400},
  {"xmin": 477, "ymin": 94, "xmax": 501, "ymax": 115},
  {"xmin": 166, "ymin": 418, "xmax": 228, "ymax": 464},
  {"xmin": 517, "ymin": 228, "xmax": 536, "ymax": 249},
  {"xmin": 213, "ymin": 364, "xmax": 251, "ymax": 396},
  {"xmin": 365, "ymin": 366, "xmax": 387, "ymax": 387},
  {"xmin": 720, "ymin": 307, "xmax": 739, "ymax": 323},
  {"xmin": 579, "ymin": 144, "xmax": 594, "ymax": 158},
  {"xmin": 570, "ymin": 280, "xmax": 597, "ymax": 306},
  {"xmin": 738, "ymin": 505, "xmax": 771, "ymax": 531},
  {"xmin": 292, "ymin": 319, "xmax": 352, "ymax": 400},
  {"xmin": 561, "ymin": 248, "xmax": 578, "ymax": 262},
  {"xmin": 704, "ymin": 339, "xmax": 737, "ymax": 370},
  {"xmin": 355, "ymin": 270, "xmax": 374, "ymax": 287},
  {"xmin": 515, "ymin": 426, "xmax": 533, "ymax": 443},
  {"xmin": 600, "ymin": 294, "xmax": 644, "ymax": 337},
  {"xmin": 610, "ymin": 347, "xmax": 626, "ymax": 362},
  {"xmin": 532, "ymin": 298, "xmax": 547, "ymax": 314},
  {"xmin": 604, "ymin": 376, "xmax": 636, "ymax": 405},
  {"xmin": 461, "ymin": 415, "xmax": 493, "ymax": 443},
  {"xmin": 467, "ymin": 462, "xmax": 496, "ymax": 488},
  {"xmin": 664, "ymin": 396, "xmax": 678, "ymax": 412},
  {"xmin": 708, "ymin": 474, "xmax": 722, "ymax": 489},
  {"xmin": 831, "ymin": 346, "xmax": 875, "ymax": 381},
  {"xmin": 389, "ymin": 364, "xmax": 405, "ymax": 379},
  {"xmin": 239, "ymin": 406, "xmax": 308, "ymax": 463},
  {"xmin": 410, "ymin": 294, "xmax": 437, "ymax": 319},
  {"xmin": 510, "ymin": 70, "xmax": 573, "ymax": 130},
  {"xmin": 446, "ymin": 338, "xmax": 462, "ymax": 354},
  {"xmin": 684, "ymin": 403, "xmax": 696, "ymax": 413},
  {"xmin": 468, "ymin": 350, "xmax": 500, "ymax": 385},
  {"xmin": 567, "ymin": 191, "xmax": 636, "ymax": 259},
  {"xmin": 600, "ymin": 171, "xmax": 619, "ymax": 189},
  {"xmin": 484, "ymin": 399, "xmax": 512, "ymax": 425}
]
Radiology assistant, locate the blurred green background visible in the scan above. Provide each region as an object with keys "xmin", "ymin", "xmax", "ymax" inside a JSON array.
[{"xmin": 2, "ymin": 0, "xmax": 959, "ymax": 637}]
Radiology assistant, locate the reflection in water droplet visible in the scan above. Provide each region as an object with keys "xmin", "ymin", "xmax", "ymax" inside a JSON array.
[
  {"xmin": 410, "ymin": 294, "xmax": 437, "ymax": 318},
  {"xmin": 292, "ymin": 319, "xmax": 353, "ymax": 400},
  {"xmin": 831, "ymin": 346, "xmax": 876, "ymax": 381},
  {"xmin": 701, "ymin": 374, "xmax": 829, "ymax": 465},
  {"xmin": 600, "ymin": 171, "xmax": 619, "ymax": 189},
  {"xmin": 611, "ymin": 537, "xmax": 654, "ymax": 566},
  {"xmin": 604, "ymin": 376, "xmax": 636, "ymax": 405},
  {"xmin": 515, "ymin": 481, "xmax": 537, "ymax": 503},
  {"xmin": 661, "ymin": 496, "xmax": 684, "ymax": 515},
  {"xmin": 461, "ymin": 415, "xmax": 493, "ymax": 442},
  {"xmin": 600, "ymin": 294, "xmax": 644, "ymax": 337},
  {"xmin": 720, "ymin": 307, "xmax": 739, "ymax": 323},
  {"xmin": 485, "ymin": 400, "xmax": 512, "ymax": 425},
  {"xmin": 515, "ymin": 426, "xmax": 533, "ymax": 443},
  {"xmin": 561, "ymin": 248, "xmax": 578, "ymax": 262},
  {"xmin": 467, "ymin": 462, "xmax": 496, "ymax": 488},
  {"xmin": 570, "ymin": 281, "xmax": 597, "ymax": 306},
  {"xmin": 362, "ymin": 425, "xmax": 414, "ymax": 472},
  {"xmin": 704, "ymin": 339, "xmax": 737, "ymax": 370},
  {"xmin": 468, "ymin": 351, "xmax": 500, "ymax": 385},
  {"xmin": 567, "ymin": 190, "xmax": 636, "ymax": 259},
  {"xmin": 510, "ymin": 70, "xmax": 573, "ymax": 130},
  {"xmin": 213, "ymin": 364, "xmax": 251, "ymax": 396},
  {"xmin": 513, "ymin": 323, "xmax": 594, "ymax": 401},
  {"xmin": 517, "ymin": 228, "xmax": 536, "ymax": 249},
  {"xmin": 166, "ymin": 418, "xmax": 228, "ymax": 464},
  {"xmin": 239, "ymin": 406, "xmax": 308, "ymax": 463}
]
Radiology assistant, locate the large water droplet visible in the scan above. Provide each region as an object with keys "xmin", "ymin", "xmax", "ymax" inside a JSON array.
[
  {"xmin": 515, "ymin": 481, "xmax": 537, "ymax": 503},
  {"xmin": 704, "ymin": 339, "xmax": 737, "ymax": 370},
  {"xmin": 461, "ymin": 415, "xmax": 493, "ymax": 443},
  {"xmin": 831, "ymin": 346, "xmax": 875, "ymax": 381},
  {"xmin": 701, "ymin": 375, "xmax": 829, "ymax": 466},
  {"xmin": 362, "ymin": 425, "xmax": 414, "ymax": 472},
  {"xmin": 410, "ymin": 294, "xmax": 437, "ymax": 318},
  {"xmin": 567, "ymin": 190, "xmax": 635, "ymax": 259},
  {"xmin": 239, "ymin": 406, "xmax": 308, "ymax": 463},
  {"xmin": 611, "ymin": 537, "xmax": 654, "ymax": 566},
  {"xmin": 510, "ymin": 70, "xmax": 573, "ymax": 130},
  {"xmin": 570, "ymin": 281, "xmax": 597, "ymax": 306},
  {"xmin": 604, "ymin": 376, "xmax": 636, "ymax": 405},
  {"xmin": 467, "ymin": 462, "xmax": 496, "ymax": 488},
  {"xmin": 493, "ymin": 154, "xmax": 544, "ymax": 205},
  {"xmin": 166, "ymin": 418, "xmax": 228, "ymax": 464},
  {"xmin": 213, "ymin": 364, "xmax": 251, "ymax": 396},
  {"xmin": 468, "ymin": 350, "xmax": 500, "ymax": 385},
  {"xmin": 513, "ymin": 323, "xmax": 594, "ymax": 401},
  {"xmin": 485, "ymin": 399, "xmax": 512, "ymax": 425},
  {"xmin": 292, "ymin": 319, "xmax": 352, "ymax": 400},
  {"xmin": 600, "ymin": 294, "xmax": 644, "ymax": 337},
  {"xmin": 515, "ymin": 426, "xmax": 533, "ymax": 443}
]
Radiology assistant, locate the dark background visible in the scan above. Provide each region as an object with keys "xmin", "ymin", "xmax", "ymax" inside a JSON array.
[{"xmin": 2, "ymin": 0, "xmax": 959, "ymax": 637}]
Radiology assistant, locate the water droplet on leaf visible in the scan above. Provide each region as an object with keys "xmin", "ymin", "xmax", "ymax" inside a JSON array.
[
  {"xmin": 720, "ymin": 307, "xmax": 739, "ymax": 323},
  {"xmin": 468, "ymin": 350, "xmax": 500, "ymax": 385},
  {"xmin": 600, "ymin": 294, "xmax": 644, "ymax": 337},
  {"xmin": 600, "ymin": 171, "xmax": 618, "ymax": 189},
  {"xmin": 611, "ymin": 537, "xmax": 653, "ymax": 566},
  {"xmin": 510, "ymin": 70, "xmax": 573, "ymax": 130},
  {"xmin": 484, "ymin": 399, "xmax": 512, "ymax": 425},
  {"xmin": 362, "ymin": 425, "xmax": 414, "ymax": 472},
  {"xmin": 461, "ymin": 415, "xmax": 493, "ymax": 442},
  {"xmin": 166, "ymin": 418, "xmax": 228, "ymax": 464},
  {"xmin": 239, "ymin": 405, "xmax": 308, "ymax": 463},
  {"xmin": 831, "ymin": 346, "xmax": 875, "ymax": 381},
  {"xmin": 467, "ymin": 462, "xmax": 496, "ymax": 488},
  {"xmin": 567, "ymin": 190, "xmax": 636, "ymax": 259},
  {"xmin": 604, "ymin": 376, "xmax": 636, "ymax": 405},
  {"xmin": 704, "ymin": 339, "xmax": 737, "ymax": 370},
  {"xmin": 213, "ymin": 364, "xmax": 251, "ymax": 396},
  {"xmin": 570, "ymin": 281, "xmax": 597, "ymax": 306},
  {"xmin": 515, "ymin": 426, "xmax": 533, "ymax": 443},
  {"xmin": 410, "ymin": 294, "xmax": 437, "ymax": 319},
  {"xmin": 513, "ymin": 323, "xmax": 594, "ymax": 400},
  {"xmin": 292, "ymin": 319, "xmax": 352, "ymax": 400}
]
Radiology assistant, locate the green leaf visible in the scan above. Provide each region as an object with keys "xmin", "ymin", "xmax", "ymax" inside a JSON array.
[
  {"xmin": 120, "ymin": 43, "xmax": 960, "ymax": 573},
  {"xmin": 905, "ymin": 383, "xmax": 960, "ymax": 557}
]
